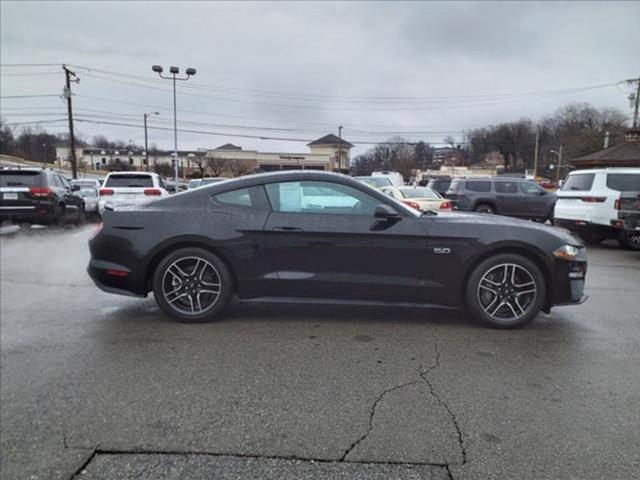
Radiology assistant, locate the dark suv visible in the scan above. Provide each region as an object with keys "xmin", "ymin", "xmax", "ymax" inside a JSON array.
[
  {"xmin": 0, "ymin": 168, "xmax": 85, "ymax": 225},
  {"xmin": 445, "ymin": 177, "xmax": 556, "ymax": 221}
]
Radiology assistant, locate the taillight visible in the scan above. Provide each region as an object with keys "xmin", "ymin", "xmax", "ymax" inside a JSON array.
[
  {"xmin": 614, "ymin": 198, "xmax": 620, "ymax": 210},
  {"xmin": 105, "ymin": 269, "xmax": 129, "ymax": 277},
  {"xmin": 99, "ymin": 188, "xmax": 114, "ymax": 196},
  {"xmin": 439, "ymin": 201, "xmax": 452, "ymax": 210},
  {"xmin": 581, "ymin": 196, "xmax": 606, "ymax": 203},
  {"xmin": 29, "ymin": 186, "xmax": 52, "ymax": 197},
  {"xmin": 143, "ymin": 188, "xmax": 162, "ymax": 196},
  {"xmin": 402, "ymin": 200, "xmax": 422, "ymax": 211}
]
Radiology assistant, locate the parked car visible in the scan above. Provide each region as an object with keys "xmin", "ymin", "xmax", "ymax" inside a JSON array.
[
  {"xmin": 445, "ymin": 177, "xmax": 556, "ymax": 222},
  {"xmin": 353, "ymin": 176, "xmax": 393, "ymax": 189},
  {"xmin": 380, "ymin": 186, "xmax": 452, "ymax": 212},
  {"xmin": 0, "ymin": 168, "xmax": 85, "ymax": 225},
  {"xmin": 200, "ymin": 177, "xmax": 228, "ymax": 187},
  {"xmin": 88, "ymin": 171, "xmax": 587, "ymax": 329},
  {"xmin": 371, "ymin": 171, "xmax": 404, "ymax": 186},
  {"xmin": 553, "ymin": 168, "xmax": 640, "ymax": 246},
  {"xmin": 426, "ymin": 177, "xmax": 452, "ymax": 196},
  {"xmin": 98, "ymin": 172, "xmax": 169, "ymax": 216},
  {"xmin": 616, "ymin": 191, "xmax": 640, "ymax": 250},
  {"xmin": 188, "ymin": 179, "xmax": 203, "ymax": 189}
]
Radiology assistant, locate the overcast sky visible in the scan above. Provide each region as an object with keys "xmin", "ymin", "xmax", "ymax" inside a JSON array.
[{"xmin": 1, "ymin": 1, "xmax": 639, "ymax": 156}]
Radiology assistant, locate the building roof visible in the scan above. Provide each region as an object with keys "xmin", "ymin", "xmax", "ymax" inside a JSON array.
[
  {"xmin": 307, "ymin": 134, "xmax": 354, "ymax": 148},
  {"xmin": 571, "ymin": 129, "xmax": 640, "ymax": 167},
  {"xmin": 215, "ymin": 143, "xmax": 242, "ymax": 151}
]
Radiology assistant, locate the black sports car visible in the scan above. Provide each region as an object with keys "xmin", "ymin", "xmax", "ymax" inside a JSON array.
[{"xmin": 88, "ymin": 171, "xmax": 587, "ymax": 328}]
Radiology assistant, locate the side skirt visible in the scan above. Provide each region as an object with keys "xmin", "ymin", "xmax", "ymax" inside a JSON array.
[{"xmin": 240, "ymin": 296, "xmax": 459, "ymax": 310}]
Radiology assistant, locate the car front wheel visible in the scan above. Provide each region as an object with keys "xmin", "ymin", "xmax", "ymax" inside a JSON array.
[
  {"xmin": 465, "ymin": 253, "xmax": 546, "ymax": 328},
  {"xmin": 152, "ymin": 247, "xmax": 233, "ymax": 322}
]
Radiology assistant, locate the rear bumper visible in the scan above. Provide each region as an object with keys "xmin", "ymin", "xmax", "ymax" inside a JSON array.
[
  {"xmin": 0, "ymin": 205, "xmax": 54, "ymax": 222},
  {"xmin": 87, "ymin": 258, "xmax": 147, "ymax": 298}
]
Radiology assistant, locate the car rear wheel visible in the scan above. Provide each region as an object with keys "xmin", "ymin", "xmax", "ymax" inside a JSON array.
[
  {"xmin": 153, "ymin": 247, "xmax": 233, "ymax": 323},
  {"xmin": 474, "ymin": 203, "xmax": 495, "ymax": 214},
  {"xmin": 465, "ymin": 253, "xmax": 546, "ymax": 328},
  {"xmin": 618, "ymin": 230, "xmax": 640, "ymax": 250}
]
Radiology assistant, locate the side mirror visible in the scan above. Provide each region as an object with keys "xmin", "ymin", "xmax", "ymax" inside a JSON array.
[
  {"xmin": 374, "ymin": 204, "xmax": 400, "ymax": 219},
  {"xmin": 72, "ymin": 184, "xmax": 80, "ymax": 191}
]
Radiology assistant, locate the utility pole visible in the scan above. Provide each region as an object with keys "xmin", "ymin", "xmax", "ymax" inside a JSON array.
[
  {"xmin": 533, "ymin": 128, "xmax": 539, "ymax": 178},
  {"xmin": 63, "ymin": 65, "xmax": 79, "ymax": 179},
  {"xmin": 555, "ymin": 144, "xmax": 563, "ymax": 183},
  {"xmin": 144, "ymin": 114, "xmax": 149, "ymax": 172},
  {"xmin": 632, "ymin": 76, "xmax": 640, "ymax": 128},
  {"xmin": 143, "ymin": 112, "xmax": 158, "ymax": 172},
  {"xmin": 337, "ymin": 125, "xmax": 343, "ymax": 172}
]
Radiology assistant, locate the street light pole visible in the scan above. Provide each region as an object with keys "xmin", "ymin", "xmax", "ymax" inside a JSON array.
[
  {"xmin": 337, "ymin": 125, "xmax": 343, "ymax": 172},
  {"xmin": 152, "ymin": 65, "xmax": 196, "ymax": 192}
]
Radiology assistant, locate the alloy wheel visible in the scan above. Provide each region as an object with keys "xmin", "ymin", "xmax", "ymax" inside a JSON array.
[
  {"xmin": 477, "ymin": 263, "xmax": 537, "ymax": 321},
  {"xmin": 161, "ymin": 256, "xmax": 222, "ymax": 315},
  {"xmin": 624, "ymin": 230, "xmax": 640, "ymax": 248}
]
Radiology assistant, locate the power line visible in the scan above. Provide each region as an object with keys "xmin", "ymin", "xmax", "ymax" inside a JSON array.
[
  {"xmin": 0, "ymin": 63, "xmax": 62, "ymax": 67},
  {"xmin": 1, "ymin": 94, "xmax": 61, "ymax": 99}
]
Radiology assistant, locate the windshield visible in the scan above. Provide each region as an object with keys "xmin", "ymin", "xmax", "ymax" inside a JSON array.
[
  {"xmin": 79, "ymin": 188, "xmax": 98, "ymax": 197},
  {"xmin": 355, "ymin": 177, "xmax": 392, "ymax": 188},
  {"xmin": 0, "ymin": 171, "xmax": 42, "ymax": 187},
  {"xmin": 105, "ymin": 174, "xmax": 154, "ymax": 188},
  {"xmin": 399, "ymin": 187, "xmax": 440, "ymax": 199}
]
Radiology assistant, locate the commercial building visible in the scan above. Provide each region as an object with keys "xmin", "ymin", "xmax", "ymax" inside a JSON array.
[
  {"xmin": 55, "ymin": 133, "xmax": 353, "ymax": 176},
  {"xmin": 570, "ymin": 129, "xmax": 640, "ymax": 169}
]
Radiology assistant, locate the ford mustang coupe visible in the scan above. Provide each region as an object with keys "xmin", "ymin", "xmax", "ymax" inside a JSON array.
[{"xmin": 88, "ymin": 171, "xmax": 587, "ymax": 328}]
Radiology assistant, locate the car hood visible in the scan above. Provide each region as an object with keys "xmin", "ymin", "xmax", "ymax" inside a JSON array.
[{"xmin": 423, "ymin": 212, "xmax": 582, "ymax": 246}]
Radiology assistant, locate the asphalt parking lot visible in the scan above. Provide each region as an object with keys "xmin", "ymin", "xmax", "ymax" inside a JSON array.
[{"xmin": 1, "ymin": 225, "xmax": 639, "ymax": 480}]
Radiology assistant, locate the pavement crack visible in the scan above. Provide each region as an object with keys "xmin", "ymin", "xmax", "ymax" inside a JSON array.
[
  {"xmin": 340, "ymin": 379, "xmax": 420, "ymax": 461},
  {"xmin": 419, "ymin": 330, "xmax": 467, "ymax": 466}
]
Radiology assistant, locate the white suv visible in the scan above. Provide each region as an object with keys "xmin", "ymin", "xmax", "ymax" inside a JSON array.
[
  {"xmin": 98, "ymin": 172, "xmax": 169, "ymax": 215},
  {"xmin": 553, "ymin": 168, "xmax": 640, "ymax": 247}
]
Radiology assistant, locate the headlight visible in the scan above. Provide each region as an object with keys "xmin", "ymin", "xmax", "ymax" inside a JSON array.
[{"xmin": 553, "ymin": 244, "xmax": 580, "ymax": 261}]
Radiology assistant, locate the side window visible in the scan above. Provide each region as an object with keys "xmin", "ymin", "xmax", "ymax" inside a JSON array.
[
  {"xmin": 212, "ymin": 186, "xmax": 268, "ymax": 210},
  {"xmin": 520, "ymin": 182, "xmax": 543, "ymax": 195},
  {"xmin": 52, "ymin": 175, "xmax": 64, "ymax": 188},
  {"xmin": 495, "ymin": 181, "xmax": 518, "ymax": 194},
  {"xmin": 466, "ymin": 181, "xmax": 491, "ymax": 192},
  {"xmin": 265, "ymin": 181, "xmax": 380, "ymax": 215},
  {"xmin": 562, "ymin": 173, "xmax": 594, "ymax": 192}
]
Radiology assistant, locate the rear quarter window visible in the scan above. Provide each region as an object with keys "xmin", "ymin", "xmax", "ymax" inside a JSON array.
[
  {"xmin": 605, "ymin": 173, "xmax": 640, "ymax": 192},
  {"xmin": 562, "ymin": 173, "xmax": 595, "ymax": 192},
  {"xmin": 211, "ymin": 186, "xmax": 269, "ymax": 210},
  {"xmin": 105, "ymin": 174, "xmax": 154, "ymax": 188}
]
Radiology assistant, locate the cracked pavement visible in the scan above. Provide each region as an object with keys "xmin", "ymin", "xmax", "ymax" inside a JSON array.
[{"xmin": 1, "ymin": 227, "xmax": 639, "ymax": 479}]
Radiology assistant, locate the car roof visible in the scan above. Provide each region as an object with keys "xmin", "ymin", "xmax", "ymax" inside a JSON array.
[
  {"xmin": 568, "ymin": 168, "xmax": 640, "ymax": 175},
  {"xmin": 106, "ymin": 171, "xmax": 157, "ymax": 176}
]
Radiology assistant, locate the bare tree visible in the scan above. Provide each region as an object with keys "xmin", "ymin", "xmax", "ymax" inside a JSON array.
[
  {"xmin": 192, "ymin": 155, "xmax": 207, "ymax": 177},
  {"xmin": 206, "ymin": 157, "xmax": 226, "ymax": 177},
  {"xmin": 229, "ymin": 159, "xmax": 251, "ymax": 177}
]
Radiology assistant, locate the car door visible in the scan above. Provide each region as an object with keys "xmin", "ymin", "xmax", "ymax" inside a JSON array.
[
  {"xmin": 494, "ymin": 180, "xmax": 519, "ymax": 216},
  {"xmin": 56, "ymin": 175, "xmax": 82, "ymax": 219},
  {"xmin": 519, "ymin": 181, "xmax": 550, "ymax": 217},
  {"xmin": 261, "ymin": 179, "xmax": 428, "ymax": 302}
]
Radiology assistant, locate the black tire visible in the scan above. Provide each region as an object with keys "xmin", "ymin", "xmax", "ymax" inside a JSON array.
[
  {"xmin": 51, "ymin": 204, "xmax": 65, "ymax": 225},
  {"xmin": 474, "ymin": 203, "xmax": 495, "ymax": 214},
  {"xmin": 618, "ymin": 230, "xmax": 640, "ymax": 250},
  {"xmin": 465, "ymin": 253, "xmax": 546, "ymax": 329},
  {"xmin": 152, "ymin": 247, "xmax": 233, "ymax": 323},
  {"xmin": 579, "ymin": 231, "xmax": 604, "ymax": 245}
]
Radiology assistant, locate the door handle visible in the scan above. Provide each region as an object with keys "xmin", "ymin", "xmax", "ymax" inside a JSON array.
[{"xmin": 272, "ymin": 226, "xmax": 304, "ymax": 232}]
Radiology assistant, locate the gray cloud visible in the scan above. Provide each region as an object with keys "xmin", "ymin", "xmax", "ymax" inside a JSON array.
[{"xmin": 1, "ymin": 1, "xmax": 638, "ymax": 156}]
